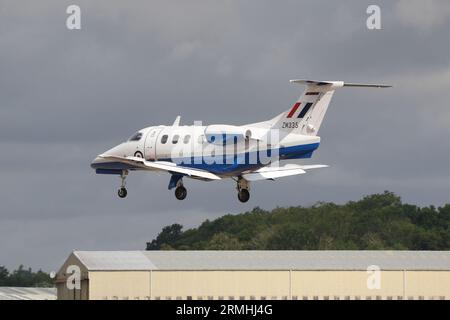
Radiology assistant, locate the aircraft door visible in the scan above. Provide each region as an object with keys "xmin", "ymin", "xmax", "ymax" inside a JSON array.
[{"xmin": 144, "ymin": 128, "xmax": 163, "ymax": 160}]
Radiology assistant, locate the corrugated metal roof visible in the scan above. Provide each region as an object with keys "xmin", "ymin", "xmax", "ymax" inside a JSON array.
[
  {"xmin": 72, "ymin": 251, "xmax": 450, "ymax": 271},
  {"xmin": 0, "ymin": 287, "xmax": 56, "ymax": 300},
  {"xmin": 74, "ymin": 251, "xmax": 156, "ymax": 271}
]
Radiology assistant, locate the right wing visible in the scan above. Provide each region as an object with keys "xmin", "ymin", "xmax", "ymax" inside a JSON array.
[
  {"xmin": 99, "ymin": 155, "xmax": 221, "ymax": 181},
  {"xmin": 242, "ymin": 164, "xmax": 328, "ymax": 182}
]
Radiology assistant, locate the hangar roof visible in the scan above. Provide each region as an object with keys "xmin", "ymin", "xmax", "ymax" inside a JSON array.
[
  {"xmin": 72, "ymin": 251, "xmax": 450, "ymax": 271},
  {"xmin": 0, "ymin": 287, "xmax": 56, "ymax": 300}
]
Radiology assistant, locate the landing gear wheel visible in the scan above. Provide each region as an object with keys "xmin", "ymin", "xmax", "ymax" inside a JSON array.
[
  {"xmin": 238, "ymin": 189, "xmax": 250, "ymax": 203},
  {"xmin": 236, "ymin": 177, "xmax": 250, "ymax": 203},
  {"xmin": 118, "ymin": 187, "xmax": 127, "ymax": 198},
  {"xmin": 117, "ymin": 171, "xmax": 128, "ymax": 198},
  {"xmin": 175, "ymin": 186, "xmax": 187, "ymax": 200}
]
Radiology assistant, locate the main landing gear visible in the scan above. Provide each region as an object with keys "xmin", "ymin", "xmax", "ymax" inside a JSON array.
[
  {"xmin": 169, "ymin": 175, "xmax": 187, "ymax": 200},
  {"xmin": 117, "ymin": 171, "xmax": 128, "ymax": 198},
  {"xmin": 175, "ymin": 185, "xmax": 187, "ymax": 200},
  {"xmin": 236, "ymin": 177, "xmax": 250, "ymax": 203}
]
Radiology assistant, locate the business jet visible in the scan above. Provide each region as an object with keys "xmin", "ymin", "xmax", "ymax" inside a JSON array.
[{"xmin": 91, "ymin": 79, "xmax": 390, "ymax": 202}]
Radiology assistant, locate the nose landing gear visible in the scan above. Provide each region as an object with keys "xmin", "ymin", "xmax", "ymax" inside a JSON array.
[
  {"xmin": 118, "ymin": 187, "xmax": 127, "ymax": 198},
  {"xmin": 117, "ymin": 171, "xmax": 128, "ymax": 198},
  {"xmin": 236, "ymin": 177, "xmax": 250, "ymax": 203}
]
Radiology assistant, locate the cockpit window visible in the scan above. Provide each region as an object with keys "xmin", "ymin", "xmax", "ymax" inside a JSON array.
[{"xmin": 129, "ymin": 132, "xmax": 143, "ymax": 141}]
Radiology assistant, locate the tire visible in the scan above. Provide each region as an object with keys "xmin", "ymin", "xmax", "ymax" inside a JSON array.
[
  {"xmin": 118, "ymin": 187, "xmax": 127, "ymax": 198},
  {"xmin": 134, "ymin": 151, "xmax": 143, "ymax": 158},
  {"xmin": 175, "ymin": 186, "xmax": 187, "ymax": 200},
  {"xmin": 238, "ymin": 189, "xmax": 250, "ymax": 203}
]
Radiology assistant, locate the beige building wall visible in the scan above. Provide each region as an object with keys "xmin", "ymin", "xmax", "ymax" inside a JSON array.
[
  {"xmin": 56, "ymin": 253, "xmax": 89, "ymax": 300},
  {"xmin": 151, "ymin": 270, "xmax": 290, "ymax": 299},
  {"xmin": 292, "ymin": 271, "xmax": 404, "ymax": 299},
  {"xmin": 57, "ymin": 268, "xmax": 450, "ymax": 300},
  {"xmin": 404, "ymin": 271, "xmax": 450, "ymax": 299},
  {"xmin": 88, "ymin": 271, "xmax": 151, "ymax": 300}
]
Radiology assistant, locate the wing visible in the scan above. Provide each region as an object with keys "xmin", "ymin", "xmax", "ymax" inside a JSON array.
[
  {"xmin": 242, "ymin": 163, "xmax": 328, "ymax": 182},
  {"xmin": 99, "ymin": 155, "xmax": 221, "ymax": 181}
]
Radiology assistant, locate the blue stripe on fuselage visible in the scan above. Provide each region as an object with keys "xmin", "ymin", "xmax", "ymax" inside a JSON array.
[
  {"xmin": 92, "ymin": 143, "xmax": 320, "ymax": 176},
  {"xmin": 167, "ymin": 142, "xmax": 319, "ymax": 175}
]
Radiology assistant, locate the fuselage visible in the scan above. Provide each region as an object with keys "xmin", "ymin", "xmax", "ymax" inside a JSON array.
[
  {"xmin": 90, "ymin": 79, "xmax": 389, "ymax": 201},
  {"xmin": 91, "ymin": 124, "xmax": 320, "ymax": 177}
]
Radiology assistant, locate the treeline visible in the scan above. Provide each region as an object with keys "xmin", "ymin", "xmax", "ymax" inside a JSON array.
[
  {"xmin": 146, "ymin": 191, "xmax": 450, "ymax": 250},
  {"xmin": 0, "ymin": 265, "xmax": 53, "ymax": 287}
]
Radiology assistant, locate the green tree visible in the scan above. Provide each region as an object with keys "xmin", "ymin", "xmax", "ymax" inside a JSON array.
[
  {"xmin": 205, "ymin": 233, "xmax": 242, "ymax": 250},
  {"xmin": 146, "ymin": 223, "xmax": 184, "ymax": 250},
  {"xmin": 0, "ymin": 266, "xmax": 9, "ymax": 286},
  {"xmin": 0, "ymin": 265, "xmax": 53, "ymax": 287},
  {"xmin": 145, "ymin": 191, "xmax": 450, "ymax": 251}
]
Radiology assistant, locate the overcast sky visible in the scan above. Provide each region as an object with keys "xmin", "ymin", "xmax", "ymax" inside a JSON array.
[{"xmin": 1, "ymin": 0, "xmax": 450, "ymax": 272}]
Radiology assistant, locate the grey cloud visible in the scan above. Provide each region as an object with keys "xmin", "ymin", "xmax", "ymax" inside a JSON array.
[
  {"xmin": 395, "ymin": 0, "xmax": 450, "ymax": 32},
  {"xmin": 1, "ymin": 0, "xmax": 449, "ymax": 271}
]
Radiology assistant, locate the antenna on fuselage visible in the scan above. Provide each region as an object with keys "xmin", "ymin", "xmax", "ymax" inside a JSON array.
[{"xmin": 172, "ymin": 115, "xmax": 181, "ymax": 126}]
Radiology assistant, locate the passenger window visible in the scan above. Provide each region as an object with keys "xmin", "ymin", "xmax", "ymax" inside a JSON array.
[
  {"xmin": 183, "ymin": 135, "xmax": 191, "ymax": 144},
  {"xmin": 161, "ymin": 135, "xmax": 168, "ymax": 144},
  {"xmin": 172, "ymin": 135, "xmax": 179, "ymax": 144}
]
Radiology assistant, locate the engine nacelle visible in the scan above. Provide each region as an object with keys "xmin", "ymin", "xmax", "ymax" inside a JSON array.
[{"xmin": 204, "ymin": 125, "xmax": 269, "ymax": 144}]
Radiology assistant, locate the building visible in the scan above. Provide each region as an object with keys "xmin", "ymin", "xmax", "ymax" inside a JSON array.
[
  {"xmin": 56, "ymin": 250, "xmax": 450, "ymax": 300},
  {"xmin": 0, "ymin": 287, "xmax": 56, "ymax": 300}
]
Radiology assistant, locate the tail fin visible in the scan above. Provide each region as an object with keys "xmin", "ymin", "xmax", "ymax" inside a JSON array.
[{"xmin": 268, "ymin": 79, "xmax": 391, "ymax": 136}]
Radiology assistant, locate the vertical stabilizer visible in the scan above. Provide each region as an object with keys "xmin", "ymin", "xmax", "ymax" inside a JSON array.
[{"xmin": 267, "ymin": 80, "xmax": 390, "ymax": 136}]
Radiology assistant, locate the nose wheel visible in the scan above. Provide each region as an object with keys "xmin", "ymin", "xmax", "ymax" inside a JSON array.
[
  {"xmin": 236, "ymin": 177, "xmax": 250, "ymax": 203},
  {"xmin": 117, "ymin": 171, "xmax": 128, "ymax": 198},
  {"xmin": 118, "ymin": 187, "xmax": 127, "ymax": 198}
]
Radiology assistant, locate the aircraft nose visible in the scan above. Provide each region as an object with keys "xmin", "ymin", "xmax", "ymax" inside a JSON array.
[
  {"xmin": 90, "ymin": 156, "xmax": 103, "ymax": 169},
  {"xmin": 91, "ymin": 143, "xmax": 127, "ymax": 169}
]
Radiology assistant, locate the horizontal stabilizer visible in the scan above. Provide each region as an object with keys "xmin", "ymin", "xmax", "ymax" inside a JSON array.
[
  {"xmin": 343, "ymin": 83, "xmax": 392, "ymax": 88},
  {"xmin": 290, "ymin": 79, "xmax": 391, "ymax": 89}
]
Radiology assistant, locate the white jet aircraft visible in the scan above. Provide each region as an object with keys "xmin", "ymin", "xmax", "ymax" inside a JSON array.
[{"xmin": 91, "ymin": 79, "xmax": 390, "ymax": 202}]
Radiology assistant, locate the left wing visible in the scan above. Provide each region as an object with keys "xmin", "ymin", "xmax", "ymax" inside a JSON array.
[
  {"xmin": 99, "ymin": 155, "xmax": 221, "ymax": 181},
  {"xmin": 242, "ymin": 164, "xmax": 328, "ymax": 181}
]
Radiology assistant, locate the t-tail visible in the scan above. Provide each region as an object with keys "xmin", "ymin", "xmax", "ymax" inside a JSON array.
[{"xmin": 267, "ymin": 79, "xmax": 391, "ymax": 136}]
